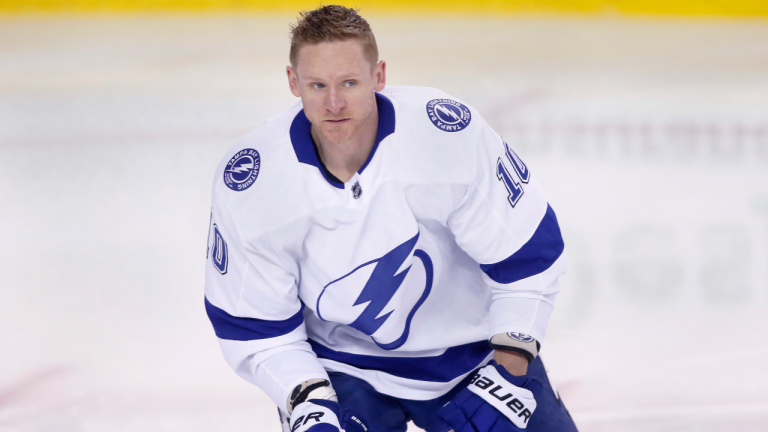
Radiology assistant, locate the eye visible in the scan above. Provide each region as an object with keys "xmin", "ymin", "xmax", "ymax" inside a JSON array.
[
  {"xmin": 312, "ymin": 83, "xmax": 325, "ymax": 90},
  {"xmin": 344, "ymin": 81, "xmax": 356, "ymax": 87}
]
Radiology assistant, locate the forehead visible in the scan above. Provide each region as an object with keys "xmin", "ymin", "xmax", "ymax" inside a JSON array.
[{"xmin": 294, "ymin": 39, "xmax": 371, "ymax": 78}]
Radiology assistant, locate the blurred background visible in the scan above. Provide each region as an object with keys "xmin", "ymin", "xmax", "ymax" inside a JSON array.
[{"xmin": 1, "ymin": 1, "xmax": 767, "ymax": 431}]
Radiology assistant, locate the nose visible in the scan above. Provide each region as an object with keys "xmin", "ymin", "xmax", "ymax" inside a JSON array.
[{"xmin": 324, "ymin": 87, "xmax": 345, "ymax": 115}]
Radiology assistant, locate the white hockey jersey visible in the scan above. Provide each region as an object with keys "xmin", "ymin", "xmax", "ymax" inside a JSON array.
[{"xmin": 204, "ymin": 86, "xmax": 566, "ymax": 409}]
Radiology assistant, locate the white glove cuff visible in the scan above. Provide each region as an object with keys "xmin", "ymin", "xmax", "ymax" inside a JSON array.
[
  {"xmin": 467, "ymin": 364, "xmax": 537, "ymax": 429},
  {"xmin": 290, "ymin": 401, "xmax": 341, "ymax": 432}
]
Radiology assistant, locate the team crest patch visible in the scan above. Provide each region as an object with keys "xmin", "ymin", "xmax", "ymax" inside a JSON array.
[
  {"xmin": 507, "ymin": 332, "xmax": 535, "ymax": 343},
  {"xmin": 426, "ymin": 99, "xmax": 471, "ymax": 132},
  {"xmin": 316, "ymin": 232, "xmax": 434, "ymax": 351},
  {"xmin": 224, "ymin": 148, "xmax": 260, "ymax": 192},
  {"xmin": 211, "ymin": 224, "xmax": 228, "ymax": 275}
]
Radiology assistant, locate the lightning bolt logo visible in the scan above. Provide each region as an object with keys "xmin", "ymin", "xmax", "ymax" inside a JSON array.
[
  {"xmin": 316, "ymin": 232, "xmax": 434, "ymax": 350},
  {"xmin": 226, "ymin": 160, "xmax": 254, "ymax": 175},
  {"xmin": 223, "ymin": 149, "xmax": 261, "ymax": 191},
  {"xmin": 348, "ymin": 234, "xmax": 419, "ymax": 335},
  {"xmin": 426, "ymin": 99, "xmax": 472, "ymax": 132},
  {"xmin": 435, "ymin": 103, "xmax": 466, "ymax": 125}
]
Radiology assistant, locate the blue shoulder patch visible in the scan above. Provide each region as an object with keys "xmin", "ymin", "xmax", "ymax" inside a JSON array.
[
  {"xmin": 211, "ymin": 224, "xmax": 228, "ymax": 275},
  {"xmin": 224, "ymin": 148, "xmax": 260, "ymax": 192},
  {"xmin": 426, "ymin": 99, "xmax": 471, "ymax": 132}
]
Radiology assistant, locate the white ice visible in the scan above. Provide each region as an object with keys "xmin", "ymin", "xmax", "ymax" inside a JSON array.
[{"xmin": 0, "ymin": 15, "xmax": 767, "ymax": 432}]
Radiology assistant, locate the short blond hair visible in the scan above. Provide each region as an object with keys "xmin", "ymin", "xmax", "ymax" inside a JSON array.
[{"xmin": 289, "ymin": 5, "xmax": 378, "ymax": 69}]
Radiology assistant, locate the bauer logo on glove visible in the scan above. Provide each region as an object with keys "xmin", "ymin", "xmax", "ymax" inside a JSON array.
[
  {"xmin": 291, "ymin": 410, "xmax": 326, "ymax": 432},
  {"xmin": 467, "ymin": 365, "xmax": 537, "ymax": 427},
  {"xmin": 431, "ymin": 360, "xmax": 542, "ymax": 432},
  {"xmin": 288, "ymin": 399, "xmax": 369, "ymax": 432}
]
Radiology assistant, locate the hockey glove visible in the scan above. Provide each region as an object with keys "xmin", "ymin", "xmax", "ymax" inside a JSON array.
[
  {"xmin": 431, "ymin": 361, "xmax": 543, "ymax": 432},
  {"xmin": 289, "ymin": 399, "xmax": 369, "ymax": 432}
]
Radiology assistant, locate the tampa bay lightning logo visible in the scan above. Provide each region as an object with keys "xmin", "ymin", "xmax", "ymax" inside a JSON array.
[
  {"xmin": 426, "ymin": 99, "xmax": 471, "ymax": 132},
  {"xmin": 211, "ymin": 224, "xmax": 228, "ymax": 275},
  {"xmin": 507, "ymin": 332, "xmax": 535, "ymax": 343},
  {"xmin": 224, "ymin": 148, "xmax": 260, "ymax": 192},
  {"xmin": 316, "ymin": 233, "xmax": 433, "ymax": 350}
]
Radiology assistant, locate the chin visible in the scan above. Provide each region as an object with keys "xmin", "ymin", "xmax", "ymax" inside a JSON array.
[{"xmin": 321, "ymin": 124, "xmax": 358, "ymax": 145}]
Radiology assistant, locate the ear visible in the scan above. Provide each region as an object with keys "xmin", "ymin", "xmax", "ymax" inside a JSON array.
[
  {"xmin": 373, "ymin": 60, "xmax": 386, "ymax": 92},
  {"xmin": 287, "ymin": 66, "xmax": 301, "ymax": 97}
]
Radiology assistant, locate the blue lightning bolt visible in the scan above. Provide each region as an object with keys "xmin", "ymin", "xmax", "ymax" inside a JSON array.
[
  {"xmin": 348, "ymin": 232, "xmax": 420, "ymax": 336},
  {"xmin": 435, "ymin": 104, "xmax": 465, "ymax": 124}
]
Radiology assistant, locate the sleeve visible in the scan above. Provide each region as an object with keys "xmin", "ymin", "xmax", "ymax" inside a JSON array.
[
  {"xmin": 447, "ymin": 115, "xmax": 566, "ymax": 343},
  {"xmin": 204, "ymin": 193, "xmax": 329, "ymax": 410}
]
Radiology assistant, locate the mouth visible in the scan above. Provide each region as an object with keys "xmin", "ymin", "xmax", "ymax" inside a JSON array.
[{"xmin": 324, "ymin": 118, "xmax": 351, "ymax": 125}]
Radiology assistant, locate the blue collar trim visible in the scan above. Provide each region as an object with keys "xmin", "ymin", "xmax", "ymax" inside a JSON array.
[
  {"xmin": 360, "ymin": 92, "xmax": 396, "ymax": 173},
  {"xmin": 289, "ymin": 92, "xmax": 396, "ymax": 189}
]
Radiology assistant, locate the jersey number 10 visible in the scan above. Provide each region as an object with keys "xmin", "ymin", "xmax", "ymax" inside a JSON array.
[{"xmin": 496, "ymin": 141, "xmax": 530, "ymax": 208}]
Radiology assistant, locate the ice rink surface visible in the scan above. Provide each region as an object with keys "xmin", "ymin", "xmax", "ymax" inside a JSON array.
[{"xmin": 1, "ymin": 14, "xmax": 767, "ymax": 432}]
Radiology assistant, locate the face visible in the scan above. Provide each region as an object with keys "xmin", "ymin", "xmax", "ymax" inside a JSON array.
[{"xmin": 287, "ymin": 39, "xmax": 386, "ymax": 146}]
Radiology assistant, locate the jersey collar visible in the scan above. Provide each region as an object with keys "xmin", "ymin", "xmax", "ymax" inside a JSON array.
[{"xmin": 289, "ymin": 92, "xmax": 396, "ymax": 189}]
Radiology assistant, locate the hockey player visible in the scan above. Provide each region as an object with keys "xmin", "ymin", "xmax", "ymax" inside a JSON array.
[{"xmin": 204, "ymin": 5, "xmax": 577, "ymax": 432}]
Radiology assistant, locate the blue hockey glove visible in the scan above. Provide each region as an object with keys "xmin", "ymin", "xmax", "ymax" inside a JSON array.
[
  {"xmin": 289, "ymin": 399, "xmax": 369, "ymax": 432},
  {"xmin": 431, "ymin": 361, "xmax": 544, "ymax": 432}
]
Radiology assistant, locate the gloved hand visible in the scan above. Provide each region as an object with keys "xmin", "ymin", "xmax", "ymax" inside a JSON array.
[
  {"xmin": 289, "ymin": 399, "xmax": 370, "ymax": 432},
  {"xmin": 431, "ymin": 361, "xmax": 544, "ymax": 432}
]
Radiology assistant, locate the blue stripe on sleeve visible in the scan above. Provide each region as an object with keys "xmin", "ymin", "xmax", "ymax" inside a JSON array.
[
  {"xmin": 480, "ymin": 204, "xmax": 565, "ymax": 284},
  {"xmin": 308, "ymin": 339, "xmax": 492, "ymax": 383},
  {"xmin": 205, "ymin": 297, "xmax": 304, "ymax": 341}
]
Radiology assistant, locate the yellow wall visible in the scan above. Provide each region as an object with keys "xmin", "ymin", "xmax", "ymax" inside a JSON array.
[{"xmin": 1, "ymin": 0, "xmax": 767, "ymax": 16}]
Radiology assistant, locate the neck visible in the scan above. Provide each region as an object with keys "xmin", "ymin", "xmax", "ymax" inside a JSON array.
[{"xmin": 311, "ymin": 100, "xmax": 379, "ymax": 183}]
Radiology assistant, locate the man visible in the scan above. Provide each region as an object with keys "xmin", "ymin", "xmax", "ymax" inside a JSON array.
[{"xmin": 204, "ymin": 5, "xmax": 577, "ymax": 432}]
